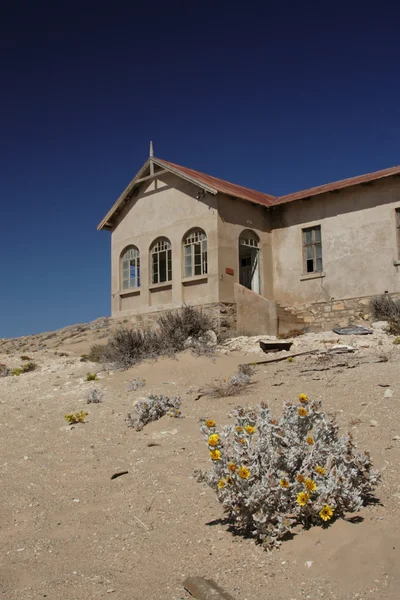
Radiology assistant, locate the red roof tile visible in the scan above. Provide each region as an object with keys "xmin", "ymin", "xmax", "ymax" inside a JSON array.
[
  {"xmin": 157, "ymin": 158, "xmax": 276, "ymax": 207},
  {"xmin": 273, "ymin": 164, "xmax": 400, "ymax": 206}
]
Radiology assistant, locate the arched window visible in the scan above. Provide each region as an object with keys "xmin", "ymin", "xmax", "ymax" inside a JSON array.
[
  {"xmin": 150, "ymin": 237, "xmax": 172, "ymax": 284},
  {"xmin": 239, "ymin": 229, "xmax": 259, "ymax": 248},
  {"xmin": 121, "ymin": 246, "xmax": 140, "ymax": 290},
  {"xmin": 183, "ymin": 228, "xmax": 207, "ymax": 278}
]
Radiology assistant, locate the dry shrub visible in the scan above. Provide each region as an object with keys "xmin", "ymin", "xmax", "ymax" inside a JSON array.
[
  {"xmin": 102, "ymin": 327, "xmax": 161, "ymax": 368},
  {"xmin": 0, "ymin": 364, "xmax": 10, "ymax": 377},
  {"xmin": 370, "ymin": 294, "xmax": 400, "ymax": 334},
  {"xmin": 203, "ymin": 364, "xmax": 255, "ymax": 398},
  {"xmin": 87, "ymin": 344, "xmax": 106, "ymax": 363},
  {"xmin": 86, "ymin": 389, "xmax": 103, "ymax": 404},
  {"xmin": 197, "ymin": 393, "xmax": 380, "ymax": 550},
  {"xmin": 102, "ymin": 305, "xmax": 217, "ymax": 369},
  {"xmin": 157, "ymin": 304, "xmax": 216, "ymax": 348}
]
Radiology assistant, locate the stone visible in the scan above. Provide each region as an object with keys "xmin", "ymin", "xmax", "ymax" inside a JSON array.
[
  {"xmin": 201, "ymin": 330, "xmax": 218, "ymax": 346},
  {"xmin": 183, "ymin": 336, "xmax": 194, "ymax": 349},
  {"xmin": 370, "ymin": 420, "xmax": 378, "ymax": 427},
  {"xmin": 372, "ymin": 321, "xmax": 390, "ymax": 331},
  {"xmin": 384, "ymin": 388, "xmax": 394, "ymax": 398},
  {"xmin": 332, "ymin": 302, "xmax": 345, "ymax": 311}
]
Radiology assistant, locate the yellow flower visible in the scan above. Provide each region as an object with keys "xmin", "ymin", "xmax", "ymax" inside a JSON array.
[
  {"xmin": 298, "ymin": 393, "xmax": 309, "ymax": 403},
  {"xmin": 205, "ymin": 419, "xmax": 216, "ymax": 428},
  {"xmin": 297, "ymin": 491, "xmax": 310, "ymax": 506},
  {"xmin": 235, "ymin": 426, "xmax": 244, "ymax": 433},
  {"xmin": 238, "ymin": 466, "xmax": 251, "ymax": 479},
  {"xmin": 208, "ymin": 434, "xmax": 220, "ymax": 447},
  {"xmin": 237, "ymin": 438, "xmax": 247, "ymax": 445},
  {"xmin": 279, "ymin": 478, "xmax": 289, "ymax": 488},
  {"xmin": 209, "ymin": 449, "xmax": 221, "ymax": 461},
  {"xmin": 306, "ymin": 436, "xmax": 315, "ymax": 445},
  {"xmin": 228, "ymin": 462, "xmax": 238, "ymax": 473},
  {"xmin": 296, "ymin": 473, "xmax": 305, "ymax": 483},
  {"xmin": 319, "ymin": 505, "xmax": 334, "ymax": 521},
  {"xmin": 298, "ymin": 407, "xmax": 308, "ymax": 417},
  {"xmin": 304, "ymin": 478, "xmax": 317, "ymax": 492},
  {"xmin": 217, "ymin": 479, "xmax": 225, "ymax": 489},
  {"xmin": 315, "ymin": 465, "xmax": 326, "ymax": 476},
  {"xmin": 245, "ymin": 425, "xmax": 256, "ymax": 435}
]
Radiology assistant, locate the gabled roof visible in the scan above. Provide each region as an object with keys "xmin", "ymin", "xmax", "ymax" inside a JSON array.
[
  {"xmin": 273, "ymin": 163, "xmax": 400, "ymax": 206},
  {"xmin": 157, "ymin": 159, "xmax": 276, "ymax": 207},
  {"xmin": 97, "ymin": 157, "xmax": 276, "ymax": 230}
]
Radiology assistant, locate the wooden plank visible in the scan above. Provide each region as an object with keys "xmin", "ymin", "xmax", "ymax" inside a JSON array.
[
  {"xmin": 135, "ymin": 169, "xmax": 168, "ymax": 183},
  {"xmin": 183, "ymin": 577, "xmax": 236, "ymax": 600},
  {"xmin": 245, "ymin": 349, "xmax": 320, "ymax": 366}
]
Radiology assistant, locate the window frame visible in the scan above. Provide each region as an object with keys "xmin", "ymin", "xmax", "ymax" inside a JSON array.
[
  {"xmin": 150, "ymin": 237, "xmax": 172, "ymax": 285},
  {"xmin": 121, "ymin": 246, "xmax": 141, "ymax": 290},
  {"xmin": 302, "ymin": 225, "xmax": 323, "ymax": 274},
  {"xmin": 183, "ymin": 229, "xmax": 208, "ymax": 278},
  {"xmin": 396, "ymin": 208, "xmax": 400, "ymax": 259}
]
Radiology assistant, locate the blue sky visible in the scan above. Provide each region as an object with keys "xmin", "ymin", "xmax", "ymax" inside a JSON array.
[{"xmin": 1, "ymin": 1, "xmax": 400, "ymax": 338}]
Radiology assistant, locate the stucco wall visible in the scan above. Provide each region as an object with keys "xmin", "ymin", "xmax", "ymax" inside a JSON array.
[
  {"xmin": 217, "ymin": 195, "xmax": 273, "ymax": 303},
  {"xmin": 110, "ymin": 173, "xmax": 219, "ymax": 317},
  {"xmin": 271, "ymin": 177, "xmax": 400, "ymax": 306},
  {"xmin": 234, "ymin": 283, "xmax": 277, "ymax": 335}
]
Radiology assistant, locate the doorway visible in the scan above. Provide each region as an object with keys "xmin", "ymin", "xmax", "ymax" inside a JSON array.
[{"xmin": 239, "ymin": 230, "xmax": 260, "ymax": 294}]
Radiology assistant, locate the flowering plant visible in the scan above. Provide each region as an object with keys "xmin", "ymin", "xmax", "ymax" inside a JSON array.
[{"xmin": 197, "ymin": 394, "xmax": 380, "ymax": 549}]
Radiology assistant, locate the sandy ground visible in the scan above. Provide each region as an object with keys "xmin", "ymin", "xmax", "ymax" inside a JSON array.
[{"xmin": 1, "ymin": 322, "xmax": 400, "ymax": 600}]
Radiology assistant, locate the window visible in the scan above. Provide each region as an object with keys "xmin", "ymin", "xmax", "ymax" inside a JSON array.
[
  {"xmin": 150, "ymin": 238, "xmax": 172, "ymax": 284},
  {"xmin": 183, "ymin": 229, "xmax": 207, "ymax": 277},
  {"xmin": 396, "ymin": 209, "xmax": 400, "ymax": 257},
  {"xmin": 121, "ymin": 246, "xmax": 140, "ymax": 290},
  {"xmin": 239, "ymin": 230, "xmax": 259, "ymax": 248},
  {"xmin": 303, "ymin": 226, "xmax": 322, "ymax": 273}
]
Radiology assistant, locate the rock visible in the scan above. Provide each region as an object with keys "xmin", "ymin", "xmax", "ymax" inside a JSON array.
[
  {"xmin": 328, "ymin": 344, "xmax": 356, "ymax": 353},
  {"xmin": 183, "ymin": 336, "xmax": 194, "ymax": 349},
  {"xmin": 384, "ymin": 388, "xmax": 394, "ymax": 398},
  {"xmin": 370, "ymin": 420, "xmax": 378, "ymax": 427},
  {"xmin": 372, "ymin": 321, "xmax": 390, "ymax": 332},
  {"xmin": 200, "ymin": 330, "xmax": 218, "ymax": 347}
]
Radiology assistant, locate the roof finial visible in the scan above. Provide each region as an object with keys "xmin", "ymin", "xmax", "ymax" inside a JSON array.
[{"xmin": 149, "ymin": 141, "xmax": 154, "ymax": 157}]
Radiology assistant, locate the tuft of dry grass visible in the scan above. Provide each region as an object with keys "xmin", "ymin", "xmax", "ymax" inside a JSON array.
[
  {"xmin": 201, "ymin": 364, "xmax": 255, "ymax": 398},
  {"xmin": 370, "ymin": 295, "xmax": 400, "ymax": 334}
]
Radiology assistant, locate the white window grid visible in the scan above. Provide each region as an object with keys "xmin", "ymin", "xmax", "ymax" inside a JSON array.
[
  {"xmin": 121, "ymin": 246, "xmax": 140, "ymax": 290},
  {"xmin": 151, "ymin": 238, "xmax": 172, "ymax": 284},
  {"xmin": 183, "ymin": 229, "xmax": 207, "ymax": 278},
  {"xmin": 239, "ymin": 231, "xmax": 259, "ymax": 248}
]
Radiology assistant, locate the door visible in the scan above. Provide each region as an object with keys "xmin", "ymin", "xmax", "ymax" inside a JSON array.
[{"xmin": 239, "ymin": 231, "xmax": 260, "ymax": 293}]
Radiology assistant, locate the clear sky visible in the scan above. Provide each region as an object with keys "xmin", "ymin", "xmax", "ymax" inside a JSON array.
[{"xmin": 1, "ymin": 1, "xmax": 400, "ymax": 338}]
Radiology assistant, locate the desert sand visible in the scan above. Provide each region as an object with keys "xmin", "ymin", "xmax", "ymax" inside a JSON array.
[{"xmin": 1, "ymin": 320, "xmax": 400, "ymax": 600}]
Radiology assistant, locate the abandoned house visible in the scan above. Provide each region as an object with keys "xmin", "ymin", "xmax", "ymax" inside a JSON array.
[{"xmin": 98, "ymin": 145, "xmax": 400, "ymax": 334}]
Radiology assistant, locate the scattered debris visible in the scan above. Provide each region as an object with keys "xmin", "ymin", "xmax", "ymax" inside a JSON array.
[
  {"xmin": 183, "ymin": 576, "xmax": 236, "ymax": 600},
  {"xmin": 333, "ymin": 325, "xmax": 372, "ymax": 335},
  {"xmin": 328, "ymin": 344, "xmax": 357, "ymax": 353},
  {"xmin": 384, "ymin": 388, "xmax": 394, "ymax": 398},
  {"xmin": 259, "ymin": 340, "xmax": 293, "ymax": 353},
  {"xmin": 111, "ymin": 471, "xmax": 129, "ymax": 480}
]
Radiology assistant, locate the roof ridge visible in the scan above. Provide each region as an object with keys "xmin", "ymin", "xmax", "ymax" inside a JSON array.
[{"xmin": 273, "ymin": 163, "xmax": 400, "ymax": 206}]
